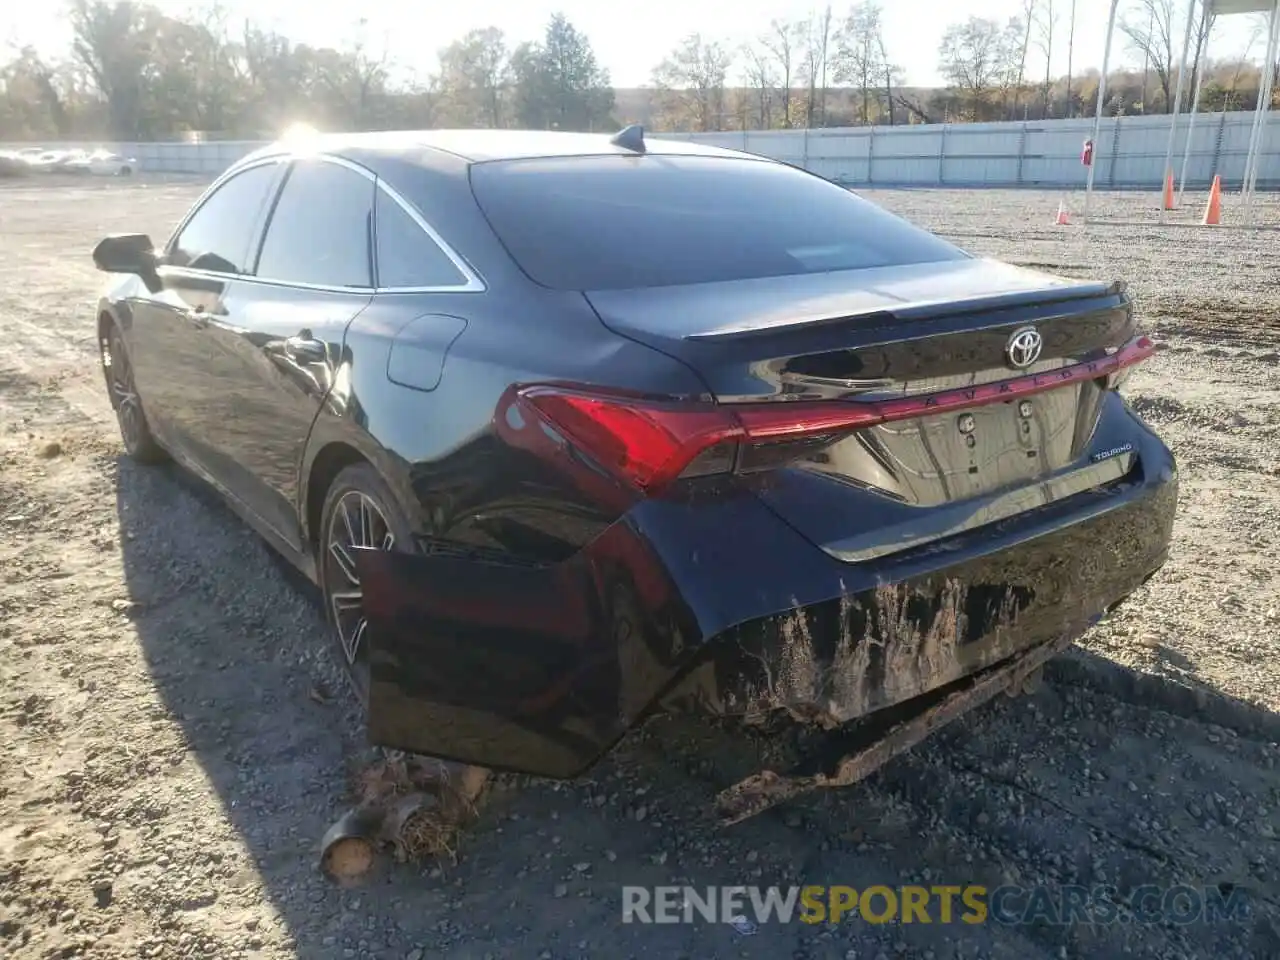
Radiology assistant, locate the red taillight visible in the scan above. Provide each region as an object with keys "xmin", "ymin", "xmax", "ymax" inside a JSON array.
[
  {"xmin": 516, "ymin": 334, "xmax": 1156, "ymax": 495},
  {"xmin": 517, "ymin": 387, "xmax": 741, "ymax": 492}
]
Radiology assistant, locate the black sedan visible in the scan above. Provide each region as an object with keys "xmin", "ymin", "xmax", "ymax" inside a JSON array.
[{"xmin": 92, "ymin": 127, "xmax": 1177, "ymax": 812}]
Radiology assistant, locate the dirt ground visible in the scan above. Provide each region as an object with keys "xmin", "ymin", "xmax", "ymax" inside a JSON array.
[{"xmin": 2, "ymin": 176, "xmax": 1279, "ymax": 960}]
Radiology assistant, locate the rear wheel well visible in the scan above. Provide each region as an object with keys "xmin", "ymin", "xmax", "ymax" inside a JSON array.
[{"xmin": 306, "ymin": 442, "xmax": 369, "ymax": 553}]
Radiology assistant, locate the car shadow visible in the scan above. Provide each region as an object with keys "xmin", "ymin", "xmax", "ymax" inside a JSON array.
[{"xmin": 114, "ymin": 453, "xmax": 1280, "ymax": 959}]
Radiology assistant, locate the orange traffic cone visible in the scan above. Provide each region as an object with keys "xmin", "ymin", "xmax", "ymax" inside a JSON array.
[
  {"xmin": 1202, "ymin": 175, "xmax": 1222, "ymax": 225},
  {"xmin": 1162, "ymin": 170, "xmax": 1175, "ymax": 210},
  {"xmin": 1055, "ymin": 200, "xmax": 1070, "ymax": 225}
]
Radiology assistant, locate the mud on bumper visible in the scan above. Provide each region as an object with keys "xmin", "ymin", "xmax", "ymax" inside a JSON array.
[{"xmin": 355, "ymin": 437, "xmax": 1177, "ymax": 783}]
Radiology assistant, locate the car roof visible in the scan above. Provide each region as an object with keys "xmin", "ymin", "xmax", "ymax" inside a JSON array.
[{"xmin": 237, "ymin": 128, "xmax": 759, "ymax": 172}]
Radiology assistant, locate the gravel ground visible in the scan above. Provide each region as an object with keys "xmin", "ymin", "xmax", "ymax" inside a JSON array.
[{"xmin": 1, "ymin": 177, "xmax": 1279, "ymax": 960}]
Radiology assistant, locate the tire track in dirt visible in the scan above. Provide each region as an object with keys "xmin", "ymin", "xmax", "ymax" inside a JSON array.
[{"xmin": 637, "ymin": 659, "xmax": 1280, "ymax": 959}]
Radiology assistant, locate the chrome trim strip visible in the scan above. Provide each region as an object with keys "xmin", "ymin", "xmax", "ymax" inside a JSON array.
[
  {"xmin": 158, "ymin": 265, "xmax": 372, "ymax": 295},
  {"xmin": 824, "ymin": 452, "xmax": 1136, "ymax": 564},
  {"xmin": 160, "ymin": 151, "xmax": 486, "ymax": 295}
]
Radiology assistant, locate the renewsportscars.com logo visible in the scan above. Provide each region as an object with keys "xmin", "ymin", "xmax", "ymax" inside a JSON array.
[
  {"xmin": 620, "ymin": 884, "xmax": 1250, "ymax": 928},
  {"xmin": 623, "ymin": 885, "xmax": 986, "ymax": 926}
]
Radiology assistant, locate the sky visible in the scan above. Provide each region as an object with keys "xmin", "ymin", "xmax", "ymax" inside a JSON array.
[{"xmin": 1, "ymin": 0, "xmax": 1270, "ymax": 89}]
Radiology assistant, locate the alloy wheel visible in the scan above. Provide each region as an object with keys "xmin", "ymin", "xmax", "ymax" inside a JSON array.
[
  {"xmin": 324, "ymin": 490, "xmax": 396, "ymax": 668},
  {"xmin": 107, "ymin": 333, "xmax": 143, "ymax": 453}
]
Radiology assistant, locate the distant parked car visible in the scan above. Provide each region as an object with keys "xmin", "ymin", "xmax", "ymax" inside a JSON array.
[
  {"xmin": 34, "ymin": 149, "xmax": 86, "ymax": 173},
  {"xmin": 65, "ymin": 149, "xmax": 136, "ymax": 176},
  {"xmin": 62, "ymin": 150, "xmax": 91, "ymax": 173},
  {"xmin": 89, "ymin": 150, "xmax": 137, "ymax": 176},
  {"xmin": 23, "ymin": 150, "xmax": 63, "ymax": 172}
]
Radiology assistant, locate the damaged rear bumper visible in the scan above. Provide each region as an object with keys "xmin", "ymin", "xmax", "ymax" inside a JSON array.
[
  {"xmin": 355, "ymin": 427, "xmax": 1177, "ymax": 781},
  {"xmin": 714, "ymin": 626, "xmax": 1076, "ymax": 824}
]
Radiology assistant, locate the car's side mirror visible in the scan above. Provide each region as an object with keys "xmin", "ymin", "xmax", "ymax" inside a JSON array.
[{"xmin": 93, "ymin": 234, "xmax": 161, "ymax": 292}]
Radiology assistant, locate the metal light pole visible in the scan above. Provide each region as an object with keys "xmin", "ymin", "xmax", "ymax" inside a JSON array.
[
  {"xmin": 1241, "ymin": 0, "xmax": 1280, "ymax": 208},
  {"xmin": 1177, "ymin": 5, "xmax": 1212, "ymax": 201},
  {"xmin": 1159, "ymin": 0, "xmax": 1198, "ymax": 220},
  {"xmin": 1083, "ymin": 0, "xmax": 1121, "ymax": 223}
]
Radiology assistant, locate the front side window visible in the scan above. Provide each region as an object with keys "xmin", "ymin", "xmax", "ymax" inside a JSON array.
[
  {"xmin": 255, "ymin": 159, "xmax": 375, "ymax": 288},
  {"xmin": 167, "ymin": 163, "xmax": 281, "ymax": 275}
]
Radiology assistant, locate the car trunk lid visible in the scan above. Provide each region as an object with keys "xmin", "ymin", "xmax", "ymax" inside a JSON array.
[
  {"xmin": 583, "ymin": 258, "xmax": 1122, "ymax": 401},
  {"xmin": 579, "ymin": 258, "xmax": 1146, "ymax": 559}
]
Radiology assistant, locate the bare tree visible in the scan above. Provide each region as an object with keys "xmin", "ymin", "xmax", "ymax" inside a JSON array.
[
  {"xmin": 436, "ymin": 27, "xmax": 509, "ymax": 127},
  {"xmin": 1064, "ymin": 0, "xmax": 1077, "ymax": 116},
  {"xmin": 800, "ymin": 6, "xmax": 834, "ymax": 127},
  {"xmin": 394, "ymin": 70, "xmax": 442, "ymax": 128},
  {"xmin": 1121, "ymin": 0, "xmax": 1211, "ymax": 111},
  {"xmin": 726, "ymin": 87, "xmax": 751, "ymax": 130},
  {"xmin": 760, "ymin": 19, "xmax": 801, "ymax": 127},
  {"xmin": 819, "ymin": 6, "xmax": 835, "ymax": 125},
  {"xmin": 1226, "ymin": 13, "xmax": 1269, "ymax": 104},
  {"xmin": 1188, "ymin": 2, "xmax": 1216, "ymax": 109},
  {"xmin": 878, "ymin": 27, "xmax": 898, "ymax": 124},
  {"xmin": 179, "ymin": 3, "xmax": 243, "ymax": 133},
  {"xmin": 0, "ymin": 3, "xmax": 621, "ymax": 138},
  {"xmin": 740, "ymin": 42, "xmax": 779, "ymax": 129},
  {"xmin": 0, "ymin": 47, "xmax": 74, "ymax": 136},
  {"xmin": 22, "ymin": 0, "xmax": 1280, "ymax": 142},
  {"xmin": 938, "ymin": 16, "xmax": 1024, "ymax": 121},
  {"xmin": 833, "ymin": 2, "xmax": 893, "ymax": 124},
  {"xmin": 69, "ymin": 0, "xmax": 153, "ymax": 137},
  {"xmin": 1034, "ymin": 0, "xmax": 1058, "ymax": 116},
  {"xmin": 999, "ymin": 16, "xmax": 1029, "ymax": 116},
  {"xmin": 1139, "ymin": 6, "xmax": 1153, "ymax": 111},
  {"xmin": 650, "ymin": 33, "xmax": 732, "ymax": 131},
  {"xmin": 1012, "ymin": 0, "xmax": 1035, "ymax": 119},
  {"xmin": 895, "ymin": 92, "xmax": 932, "ymax": 124},
  {"xmin": 328, "ymin": 19, "xmax": 389, "ymax": 129}
]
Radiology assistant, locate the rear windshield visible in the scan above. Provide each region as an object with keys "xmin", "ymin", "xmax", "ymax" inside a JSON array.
[{"xmin": 468, "ymin": 155, "xmax": 967, "ymax": 290}]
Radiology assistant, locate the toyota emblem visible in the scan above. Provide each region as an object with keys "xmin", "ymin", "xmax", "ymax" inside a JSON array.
[{"xmin": 1005, "ymin": 326, "xmax": 1043, "ymax": 369}]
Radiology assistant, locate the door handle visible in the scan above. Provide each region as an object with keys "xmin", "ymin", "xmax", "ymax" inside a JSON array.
[{"xmin": 284, "ymin": 332, "xmax": 326, "ymax": 363}]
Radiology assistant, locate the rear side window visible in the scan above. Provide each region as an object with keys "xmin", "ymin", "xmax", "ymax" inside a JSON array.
[
  {"xmin": 168, "ymin": 163, "xmax": 280, "ymax": 274},
  {"xmin": 470, "ymin": 156, "xmax": 967, "ymax": 290},
  {"xmin": 256, "ymin": 159, "xmax": 374, "ymax": 288},
  {"xmin": 374, "ymin": 188, "xmax": 468, "ymax": 289}
]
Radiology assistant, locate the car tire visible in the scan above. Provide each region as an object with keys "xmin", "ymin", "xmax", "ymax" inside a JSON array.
[
  {"xmin": 120, "ymin": 166, "xmax": 132, "ymax": 176},
  {"xmin": 103, "ymin": 326, "xmax": 168, "ymax": 464},
  {"xmin": 318, "ymin": 463, "xmax": 416, "ymax": 704}
]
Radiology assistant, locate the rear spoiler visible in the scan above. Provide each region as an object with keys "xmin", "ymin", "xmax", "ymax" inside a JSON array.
[{"xmin": 684, "ymin": 279, "xmax": 1127, "ymax": 343}]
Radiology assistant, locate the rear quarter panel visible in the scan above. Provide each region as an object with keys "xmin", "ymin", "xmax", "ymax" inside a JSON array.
[{"xmin": 308, "ymin": 284, "xmax": 710, "ymax": 562}]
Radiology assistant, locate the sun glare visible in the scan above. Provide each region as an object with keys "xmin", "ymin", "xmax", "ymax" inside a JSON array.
[{"xmin": 281, "ymin": 122, "xmax": 319, "ymax": 144}]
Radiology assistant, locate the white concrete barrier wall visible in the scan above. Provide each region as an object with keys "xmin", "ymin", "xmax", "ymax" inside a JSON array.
[
  {"xmin": 668, "ymin": 112, "xmax": 1277, "ymax": 189},
  {"xmin": 4, "ymin": 111, "xmax": 1276, "ymax": 188}
]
